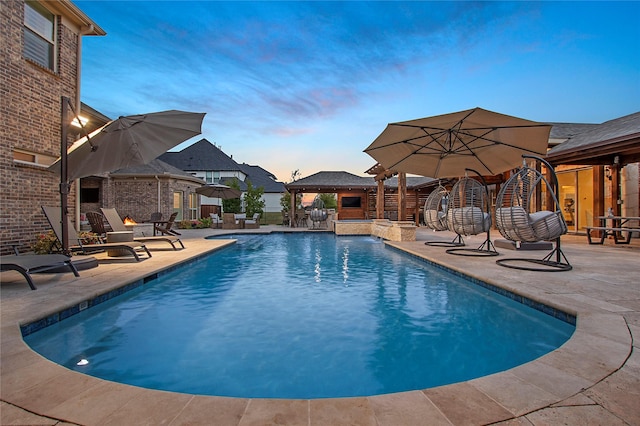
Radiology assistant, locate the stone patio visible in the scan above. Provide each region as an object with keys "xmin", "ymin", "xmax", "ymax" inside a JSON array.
[{"xmin": 1, "ymin": 226, "xmax": 638, "ymax": 425}]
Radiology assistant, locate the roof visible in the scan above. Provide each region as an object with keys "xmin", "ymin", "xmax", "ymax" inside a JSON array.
[
  {"xmin": 49, "ymin": 0, "xmax": 106, "ymax": 36},
  {"xmin": 546, "ymin": 112, "xmax": 640, "ymax": 165},
  {"xmin": 547, "ymin": 122, "xmax": 599, "ymax": 142},
  {"xmin": 110, "ymin": 159, "xmax": 205, "ymax": 184},
  {"xmin": 285, "ymin": 171, "xmax": 437, "ymax": 192},
  {"xmin": 238, "ymin": 164, "xmax": 286, "ymax": 193},
  {"xmin": 159, "ymin": 139, "xmax": 242, "ymax": 172}
]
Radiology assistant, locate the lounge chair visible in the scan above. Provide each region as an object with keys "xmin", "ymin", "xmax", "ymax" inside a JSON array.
[
  {"xmin": 495, "ymin": 155, "xmax": 571, "ymax": 271},
  {"xmin": 154, "ymin": 212, "xmax": 181, "ymax": 236},
  {"xmin": 42, "ymin": 206, "xmax": 151, "ymax": 261},
  {"xmin": 1, "ymin": 253, "xmax": 79, "ymax": 290},
  {"xmin": 101, "ymin": 208, "xmax": 184, "ymax": 250}
]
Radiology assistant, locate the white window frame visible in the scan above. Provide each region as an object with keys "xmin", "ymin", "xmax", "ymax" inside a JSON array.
[
  {"xmin": 24, "ymin": 1, "xmax": 57, "ymax": 71},
  {"xmin": 188, "ymin": 192, "xmax": 198, "ymax": 220}
]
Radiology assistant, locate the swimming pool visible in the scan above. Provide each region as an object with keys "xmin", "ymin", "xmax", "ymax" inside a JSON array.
[{"xmin": 25, "ymin": 233, "xmax": 574, "ymax": 399}]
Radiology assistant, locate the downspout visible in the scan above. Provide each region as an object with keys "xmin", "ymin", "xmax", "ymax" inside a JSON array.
[
  {"xmin": 74, "ymin": 24, "xmax": 94, "ymax": 231},
  {"xmin": 155, "ymin": 175, "xmax": 161, "ymax": 212}
]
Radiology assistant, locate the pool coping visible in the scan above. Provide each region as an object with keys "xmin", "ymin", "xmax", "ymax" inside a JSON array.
[{"xmin": 1, "ymin": 227, "xmax": 637, "ymax": 425}]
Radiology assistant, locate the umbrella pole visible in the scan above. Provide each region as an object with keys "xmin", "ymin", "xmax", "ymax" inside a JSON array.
[{"xmin": 60, "ymin": 96, "xmax": 71, "ymax": 256}]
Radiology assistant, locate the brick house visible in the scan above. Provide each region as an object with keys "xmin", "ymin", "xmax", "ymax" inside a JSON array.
[
  {"xmin": 1, "ymin": 0, "xmax": 104, "ymax": 254},
  {"xmin": 159, "ymin": 139, "xmax": 286, "ymax": 221}
]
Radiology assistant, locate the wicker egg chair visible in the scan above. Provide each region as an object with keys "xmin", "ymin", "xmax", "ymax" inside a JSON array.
[
  {"xmin": 423, "ymin": 183, "xmax": 463, "ymax": 247},
  {"xmin": 495, "ymin": 155, "xmax": 571, "ymax": 271},
  {"xmin": 445, "ymin": 170, "xmax": 498, "ymax": 256}
]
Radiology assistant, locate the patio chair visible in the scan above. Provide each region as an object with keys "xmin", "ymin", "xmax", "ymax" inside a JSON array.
[
  {"xmin": 210, "ymin": 213, "xmax": 222, "ymax": 228},
  {"xmin": 445, "ymin": 170, "xmax": 498, "ymax": 257},
  {"xmin": 42, "ymin": 206, "xmax": 151, "ymax": 261},
  {"xmin": 423, "ymin": 183, "xmax": 464, "ymax": 247},
  {"xmin": 101, "ymin": 208, "xmax": 184, "ymax": 250},
  {"xmin": 244, "ymin": 213, "xmax": 260, "ymax": 228},
  {"xmin": 85, "ymin": 211, "xmax": 110, "ymax": 240},
  {"xmin": 148, "ymin": 212, "xmax": 163, "ymax": 222},
  {"xmin": 495, "ymin": 155, "xmax": 571, "ymax": 271},
  {"xmin": 154, "ymin": 212, "xmax": 181, "ymax": 236},
  {"xmin": 1, "ymin": 252, "xmax": 79, "ymax": 290}
]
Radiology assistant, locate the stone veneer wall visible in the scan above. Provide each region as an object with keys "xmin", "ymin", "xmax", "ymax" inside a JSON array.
[
  {"xmin": 0, "ymin": 1, "xmax": 81, "ymax": 254},
  {"xmin": 334, "ymin": 219, "xmax": 416, "ymax": 242}
]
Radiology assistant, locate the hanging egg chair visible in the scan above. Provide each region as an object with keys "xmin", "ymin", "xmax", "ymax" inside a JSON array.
[
  {"xmin": 423, "ymin": 182, "xmax": 463, "ymax": 247},
  {"xmin": 445, "ymin": 169, "xmax": 498, "ymax": 256},
  {"xmin": 495, "ymin": 155, "xmax": 571, "ymax": 271}
]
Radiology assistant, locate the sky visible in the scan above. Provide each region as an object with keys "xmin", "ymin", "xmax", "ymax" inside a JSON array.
[{"xmin": 75, "ymin": 1, "xmax": 640, "ymax": 183}]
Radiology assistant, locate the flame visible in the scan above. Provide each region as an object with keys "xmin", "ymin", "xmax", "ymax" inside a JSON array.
[{"xmin": 123, "ymin": 216, "xmax": 137, "ymax": 225}]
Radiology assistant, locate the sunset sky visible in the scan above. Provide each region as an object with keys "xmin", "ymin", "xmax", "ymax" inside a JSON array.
[{"xmin": 76, "ymin": 1, "xmax": 640, "ymax": 182}]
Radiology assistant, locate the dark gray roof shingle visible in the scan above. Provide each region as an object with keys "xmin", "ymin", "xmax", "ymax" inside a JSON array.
[
  {"xmin": 158, "ymin": 138, "xmax": 241, "ymax": 171},
  {"xmin": 548, "ymin": 112, "xmax": 640, "ymax": 155}
]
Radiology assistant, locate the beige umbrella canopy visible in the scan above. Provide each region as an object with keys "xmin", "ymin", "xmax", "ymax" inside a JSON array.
[
  {"xmin": 195, "ymin": 184, "xmax": 241, "ymax": 199},
  {"xmin": 364, "ymin": 107, "xmax": 551, "ymax": 178},
  {"xmin": 50, "ymin": 110, "xmax": 206, "ymax": 181}
]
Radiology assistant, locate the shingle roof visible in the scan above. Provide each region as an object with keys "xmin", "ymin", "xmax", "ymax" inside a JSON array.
[
  {"xmin": 285, "ymin": 171, "xmax": 436, "ymax": 191},
  {"xmin": 238, "ymin": 164, "xmax": 286, "ymax": 192},
  {"xmin": 158, "ymin": 138, "xmax": 241, "ymax": 171},
  {"xmin": 547, "ymin": 122, "xmax": 599, "ymax": 140},
  {"xmin": 547, "ymin": 112, "xmax": 640, "ymax": 155}
]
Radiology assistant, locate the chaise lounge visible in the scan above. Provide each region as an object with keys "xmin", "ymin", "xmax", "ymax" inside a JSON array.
[
  {"xmin": 1, "ymin": 252, "xmax": 79, "ymax": 290},
  {"xmin": 100, "ymin": 208, "xmax": 184, "ymax": 250},
  {"xmin": 42, "ymin": 206, "xmax": 151, "ymax": 261}
]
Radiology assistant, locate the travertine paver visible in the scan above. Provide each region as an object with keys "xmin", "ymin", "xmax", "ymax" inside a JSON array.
[{"xmin": 1, "ymin": 227, "xmax": 639, "ymax": 425}]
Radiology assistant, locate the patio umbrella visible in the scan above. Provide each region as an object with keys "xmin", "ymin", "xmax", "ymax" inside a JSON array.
[
  {"xmin": 195, "ymin": 184, "xmax": 241, "ymax": 199},
  {"xmin": 50, "ymin": 110, "xmax": 206, "ymax": 181},
  {"xmin": 50, "ymin": 104, "xmax": 205, "ymax": 255},
  {"xmin": 364, "ymin": 107, "xmax": 551, "ymax": 178}
]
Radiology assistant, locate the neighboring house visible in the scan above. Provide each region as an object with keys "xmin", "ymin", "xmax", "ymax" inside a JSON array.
[
  {"xmin": 0, "ymin": 0, "xmax": 104, "ymax": 254},
  {"xmin": 159, "ymin": 139, "xmax": 286, "ymax": 217}
]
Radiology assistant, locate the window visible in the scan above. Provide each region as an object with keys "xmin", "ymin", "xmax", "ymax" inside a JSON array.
[
  {"xmin": 205, "ymin": 171, "xmax": 220, "ymax": 184},
  {"xmin": 24, "ymin": 1, "xmax": 56, "ymax": 70},
  {"xmin": 80, "ymin": 188, "xmax": 100, "ymax": 203},
  {"xmin": 188, "ymin": 192, "xmax": 198, "ymax": 220},
  {"xmin": 13, "ymin": 149, "xmax": 57, "ymax": 167}
]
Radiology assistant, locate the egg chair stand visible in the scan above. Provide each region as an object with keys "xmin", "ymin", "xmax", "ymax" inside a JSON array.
[
  {"xmin": 445, "ymin": 170, "xmax": 499, "ymax": 257},
  {"xmin": 494, "ymin": 155, "xmax": 572, "ymax": 272},
  {"xmin": 423, "ymin": 182, "xmax": 465, "ymax": 247}
]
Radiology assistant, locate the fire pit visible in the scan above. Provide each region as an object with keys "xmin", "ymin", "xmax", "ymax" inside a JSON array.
[{"xmin": 123, "ymin": 216, "xmax": 154, "ymax": 237}]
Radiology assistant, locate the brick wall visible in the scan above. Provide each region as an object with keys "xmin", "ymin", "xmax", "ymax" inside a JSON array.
[{"xmin": 1, "ymin": 1, "xmax": 80, "ymax": 254}]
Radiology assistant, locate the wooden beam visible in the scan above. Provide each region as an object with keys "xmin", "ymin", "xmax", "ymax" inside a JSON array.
[{"xmin": 398, "ymin": 172, "xmax": 406, "ymax": 221}]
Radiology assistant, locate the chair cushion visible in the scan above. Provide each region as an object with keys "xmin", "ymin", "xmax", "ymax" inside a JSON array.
[
  {"xmin": 447, "ymin": 207, "xmax": 491, "ymax": 235},
  {"xmin": 495, "ymin": 206, "xmax": 537, "ymax": 242},
  {"xmin": 529, "ymin": 210, "xmax": 566, "ymax": 241}
]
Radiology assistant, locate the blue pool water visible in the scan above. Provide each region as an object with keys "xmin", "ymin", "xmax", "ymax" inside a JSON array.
[{"xmin": 25, "ymin": 233, "xmax": 574, "ymax": 399}]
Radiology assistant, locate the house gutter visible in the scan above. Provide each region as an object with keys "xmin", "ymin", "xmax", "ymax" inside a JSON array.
[{"xmin": 155, "ymin": 175, "xmax": 161, "ymax": 212}]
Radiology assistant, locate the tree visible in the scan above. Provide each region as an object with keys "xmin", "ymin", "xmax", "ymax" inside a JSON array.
[
  {"xmin": 244, "ymin": 179, "xmax": 265, "ymax": 217},
  {"xmin": 222, "ymin": 178, "xmax": 242, "ymax": 213},
  {"xmin": 319, "ymin": 193, "xmax": 337, "ymax": 209}
]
